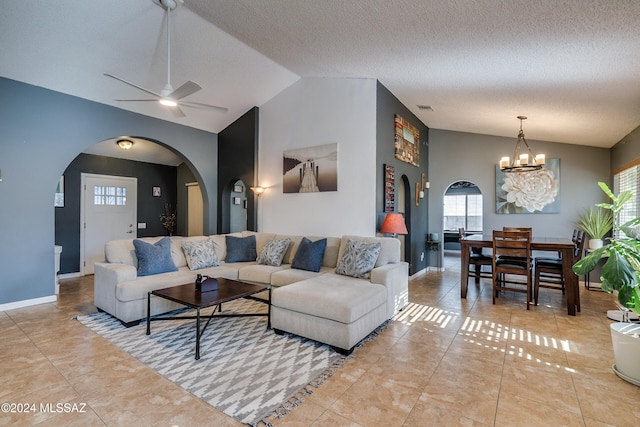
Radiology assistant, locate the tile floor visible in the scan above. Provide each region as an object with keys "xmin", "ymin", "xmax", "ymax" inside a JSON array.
[{"xmin": 2, "ymin": 252, "xmax": 640, "ymax": 426}]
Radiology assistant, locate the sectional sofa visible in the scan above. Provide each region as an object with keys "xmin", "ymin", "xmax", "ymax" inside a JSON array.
[{"xmin": 94, "ymin": 231, "xmax": 409, "ymax": 353}]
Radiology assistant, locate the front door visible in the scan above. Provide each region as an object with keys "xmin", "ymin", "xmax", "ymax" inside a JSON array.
[{"xmin": 81, "ymin": 173, "xmax": 137, "ymax": 274}]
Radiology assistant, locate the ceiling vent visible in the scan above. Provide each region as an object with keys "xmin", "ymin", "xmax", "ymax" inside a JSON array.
[{"xmin": 417, "ymin": 105, "xmax": 434, "ymax": 112}]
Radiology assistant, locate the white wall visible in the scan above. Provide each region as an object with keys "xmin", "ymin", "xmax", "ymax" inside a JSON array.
[{"xmin": 258, "ymin": 77, "xmax": 377, "ymax": 236}]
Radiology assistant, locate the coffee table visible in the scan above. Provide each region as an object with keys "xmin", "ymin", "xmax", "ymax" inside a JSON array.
[{"xmin": 146, "ymin": 278, "xmax": 271, "ymax": 360}]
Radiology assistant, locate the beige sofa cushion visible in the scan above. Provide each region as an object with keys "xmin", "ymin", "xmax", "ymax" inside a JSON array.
[
  {"xmin": 115, "ymin": 268, "xmax": 195, "ymax": 302},
  {"xmin": 238, "ymin": 264, "xmax": 287, "ymax": 284},
  {"xmin": 105, "ymin": 236, "xmax": 189, "ymax": 269},
  {"xmin": 272, "ymin": 274, "xmax": 386, "ymax": 324},
  {"xmin": 270, "ymin": 266, "xmax": 333, "ymax": 287}
]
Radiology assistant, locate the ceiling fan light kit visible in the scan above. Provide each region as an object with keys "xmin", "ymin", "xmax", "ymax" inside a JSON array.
[
  {"xmin": 105, "ymin": 0, "xmax": 227, "ymax": 117},
  {"xmin": 116, "ymin": 139, "xmax": 134, "ymax": 150}
]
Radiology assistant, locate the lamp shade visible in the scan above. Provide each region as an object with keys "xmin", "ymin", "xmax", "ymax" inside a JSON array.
[{"xmin": 380, "ymin": 213, "xmax": 408, "ymax": 235}]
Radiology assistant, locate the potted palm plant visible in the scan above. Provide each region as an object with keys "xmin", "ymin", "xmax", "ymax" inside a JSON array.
[
  {"xmin": 577, "ymin": 205, "xmax": 613, "ymax": 250},
  {"xmin": 573, "ymin": 182, "xmax": 640, "ymax": 385}
]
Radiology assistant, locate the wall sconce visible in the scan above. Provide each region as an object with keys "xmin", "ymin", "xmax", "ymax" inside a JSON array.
[
  {"xmin": 117, "ymin": 139, "xmax": 134, "ymax": 150},
  {"xmin": 250, "ymin": 186, "xmax": 265, "ymax": 196}
]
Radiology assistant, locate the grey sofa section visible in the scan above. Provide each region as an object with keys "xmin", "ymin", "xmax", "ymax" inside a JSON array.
[{"xmin": 94, "ymin": 231, "xmax": 409, "ymax": 352}]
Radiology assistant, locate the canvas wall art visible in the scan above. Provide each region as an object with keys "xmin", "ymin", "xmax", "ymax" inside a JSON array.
[
  {"xmin": 394, "ymin": 114, "xmax": 420, "ymax": 167},
  {"xmin": 496, "ymin": 158, "xmax": 560, "ymax": 214},
  {"xmin": 283, "ymin": 143, "xmax": 338, "ymax": 193}
]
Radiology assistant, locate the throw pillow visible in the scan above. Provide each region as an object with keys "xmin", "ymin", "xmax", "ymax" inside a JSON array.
[
  {"xmin": 292, "ymin": 237, "xmax": 327, "ymax": 272},
  {"xmin": 181, "ymin": 239, "xmax": 220, "ymax": 270},
  {"xmin": 256, "ymin": 238, "xmax": 292, "ymax": 266},
  {"xmin": 133, "ymin": 237, "xmax": 178, "ymax": 276},
  {"xmin": 335, "ymin": 239, "xmax": 382, "ymax": 279},
  {"xmin": 225, "ymin": 235, "xmax": 257, "ymax": 262}
]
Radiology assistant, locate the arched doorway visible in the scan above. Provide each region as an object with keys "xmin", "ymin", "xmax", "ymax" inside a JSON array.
[
  {"xmin": 400, "ymin": 175, "xmax": 411, "ymax": 263},
  {"xmin": 442, "ymin": 180, "xmax": 483, "ymax": 269},
  {"xmin": 55, "ymin": 136, "xmax": 205, "ymax": 276}
]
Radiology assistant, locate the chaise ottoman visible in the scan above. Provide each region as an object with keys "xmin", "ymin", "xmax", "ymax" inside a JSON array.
[{"xmin": 270, "ymin": 273, "xmax": 389, "ymax": 354}]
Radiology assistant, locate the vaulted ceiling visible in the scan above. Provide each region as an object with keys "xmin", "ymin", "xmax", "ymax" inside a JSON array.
[{"xmin": 3, "ymin": 0, "xmax": 640, "ymax": 149}]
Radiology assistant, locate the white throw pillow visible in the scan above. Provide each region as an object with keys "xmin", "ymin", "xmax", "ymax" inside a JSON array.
[
  {"xmin": 256, "ymin": 238, "xmax": 291, "ymax": 266},
  {"xmin": 181, "ymin": 239, "xmax": 220, "ymax": 270}
]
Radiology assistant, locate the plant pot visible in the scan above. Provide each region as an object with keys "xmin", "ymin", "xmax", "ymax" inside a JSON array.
[
  {"xmin": 588, "ymin": 238, "xmax": 603, "ymax": 251},
  {"xmin": 610, "ymin": 322, "xmax": 640, "ymax": 386}
]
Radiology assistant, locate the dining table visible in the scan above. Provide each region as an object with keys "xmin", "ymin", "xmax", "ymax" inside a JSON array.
[{"xmin": 460, "ymin": 234, "xmax": 580, "ymax": 315}]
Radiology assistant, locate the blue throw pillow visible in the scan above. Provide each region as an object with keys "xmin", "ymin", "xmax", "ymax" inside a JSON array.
[
  {"xmin": 292, "ymin": 237, "xmax": 327, "ymax": 272},
  {"xmin": 225, "ymin": 235, "xmax": 257, "ymax": 262},
  {"xmin": 133, "ymin": 237, "xmax": 178, "ymax": 276}
]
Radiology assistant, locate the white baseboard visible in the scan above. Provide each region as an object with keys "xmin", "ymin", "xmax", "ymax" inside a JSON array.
[
  {"xmin": 410, "ymin": 268, "xmax": 427, "ymax": 278},
  {"xmin": 0, "ymin": 295, "xmax": 57, "ymax": 312},
  {"xmin": 59, "ymin": 272, "xmax": 82, "ymax": 280}
]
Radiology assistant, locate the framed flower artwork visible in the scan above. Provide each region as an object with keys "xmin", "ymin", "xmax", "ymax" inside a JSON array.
[{"xmin": 495, "ymin": 158, "xmax": 560, "ymax": 214}]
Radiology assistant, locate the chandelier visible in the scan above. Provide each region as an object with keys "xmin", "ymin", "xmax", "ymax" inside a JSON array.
[{"xmin": 499, "ymin": 116, "xmax": 545, "ymax": 173}]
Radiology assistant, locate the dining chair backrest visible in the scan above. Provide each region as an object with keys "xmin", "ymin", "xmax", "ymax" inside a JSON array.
[
  {"xmin": 503, "ymin": 227, "xmax": 532, "ymax": 235},
  {"xmin": 573, "ymin": 230, "xmax": 586, "ymax": 261},
  {"xmin": 493, "ymin": 230, "xmax": 531, "ymax": 262}
]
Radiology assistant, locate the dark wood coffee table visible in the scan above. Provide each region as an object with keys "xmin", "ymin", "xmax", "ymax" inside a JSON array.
[{"xmin": 146, "ymin": 278, "xmax": 271, "ymax": 360}]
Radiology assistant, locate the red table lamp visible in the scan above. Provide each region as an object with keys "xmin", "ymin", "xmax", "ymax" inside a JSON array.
[{"xmin": 380, "ymin": 213, "xmax": 408, "ymax": 237}]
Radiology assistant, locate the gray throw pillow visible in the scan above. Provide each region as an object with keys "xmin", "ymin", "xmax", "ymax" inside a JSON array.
[
  {"xmin": 256, "ymin": 238, "xmax": 291, "ymax": 266},
  {"xmin": 182, "ymin": 239, "xmax": 220, "ymax": 270},
  {"xmin": 225, "ymin": 235, "xmax": 257, "ymax": 262},
  {"xmin": 133, "ymin": 237, "xmax": 178, "ymax": 276},
  {"xmin": 292, "ymin": 237, "xmax": 327, "ymax": 272},
  {"xmin": 335, "ymin": 239, "xmax": 381, "ymax": 279}
]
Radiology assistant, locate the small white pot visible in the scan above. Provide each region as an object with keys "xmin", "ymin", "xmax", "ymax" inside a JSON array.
[
  {"xmin": 610, "ymin": 322, "xmax": 640, "ymax": 386},
  {"xmin": 589, "ymin": 238, "xmax": 603, "ymax": 251}
]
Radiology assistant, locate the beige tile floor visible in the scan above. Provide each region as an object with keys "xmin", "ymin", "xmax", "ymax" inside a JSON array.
[{"xmin": 2, "ymin": 252, "xmax": 640, "ymax": 426}]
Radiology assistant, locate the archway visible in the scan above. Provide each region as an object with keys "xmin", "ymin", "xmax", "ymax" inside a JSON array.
[
  {"xmin": 55, "ymin": 136, "xmax": 206, "ymax": 276},
  {"xmin": 442, "ymin": 180, "xmax": 484, "ymax": 269},
  {"xmin": 400, "ymin": 174, "xmax": 411, "ymax": 263}
]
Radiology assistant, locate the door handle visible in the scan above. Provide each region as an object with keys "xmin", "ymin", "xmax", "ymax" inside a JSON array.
[{"xmin": 126, "ymin": 230, "xmax": 133, "ymax": 234}]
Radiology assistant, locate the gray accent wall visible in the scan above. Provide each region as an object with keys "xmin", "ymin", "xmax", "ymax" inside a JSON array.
[
  {"xmin": 55, "ymin": 153, "xmax": 179, "ymax": 274},
  {"xmin": 376, "ymin": 82, "xmax": 430, "ymax": 275},
  {"xmin": 0, "ymin": 77, "xmax": 218, "ymax": 306},
  {"xmin": 611, "ymin": 124, "xmax": 640, "ymax": 172},
  {"xmin": 428, "ymin": 129, "xmax": 611, "ymax": 263}
]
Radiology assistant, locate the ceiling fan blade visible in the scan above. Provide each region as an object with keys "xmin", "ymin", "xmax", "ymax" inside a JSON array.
[
  {"xmin": 168, "ymin": 105, "xmax": 186, "ymax": 118},
  {"xmin": 169, "ymin": 80, "xmax": 202, "ymax": 100},
  {"xmin": 179, "ymin": 101, "xmax": 228, "ymax": 113},
  {"xmin": 104, "ymin": 73, "xmax": 162, "ymax": 98},
  {"xmin": 113, "ymin": 99, "xmax": 159, "ymax": 102}
]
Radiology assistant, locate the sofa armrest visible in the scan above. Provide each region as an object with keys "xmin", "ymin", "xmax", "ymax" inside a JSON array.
[
  {"xmin": 94, "ymin": 262, "xmax": 137, "ymax": 315},
  {"xmin": 370, "ymin": 262, "xmax": 409, "ymax": 318}
]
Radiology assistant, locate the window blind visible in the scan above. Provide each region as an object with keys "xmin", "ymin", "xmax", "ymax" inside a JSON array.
[{"xmin": 613, "ymin": 160, "xmax": 639, "ymax": 238}]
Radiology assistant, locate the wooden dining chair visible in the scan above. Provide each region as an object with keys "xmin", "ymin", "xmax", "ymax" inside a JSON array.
[
  {"xmin": 498, "ymin": 227, "xmax": 532, "ymax": 262},
  {"xmin": 459, "ymin": 228, "xmax": 492, "ymax": 284},
  {"xmin": 534, "ymin": 230, "xmax": 586, "ymax": 307},
  {"xmin": 492, "ymin": 229, "xmax": 533, "ymax": 309}
]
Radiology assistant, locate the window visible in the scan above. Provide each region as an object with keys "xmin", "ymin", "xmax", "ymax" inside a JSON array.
[
  {"xmin": 443, "ymin": 194, "xmax": 483, "ymax": 232},
  {"xmin": 614, "ymin": 160, "xmax": 639, "ymax": 238},
  {"xmin": 94, "ymin": 185, "xmax": 127, "ymax": 206}
]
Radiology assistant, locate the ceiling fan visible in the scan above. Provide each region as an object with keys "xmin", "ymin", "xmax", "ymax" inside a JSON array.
[{"xmin": 104, "ymin": 0, "xmax": 228, "ymax": 118}]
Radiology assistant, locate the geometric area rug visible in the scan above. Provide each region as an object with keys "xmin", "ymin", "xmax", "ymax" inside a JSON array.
[{"xmin": 77, "ymin": 299, "xmax": 351, "ymax": 426}]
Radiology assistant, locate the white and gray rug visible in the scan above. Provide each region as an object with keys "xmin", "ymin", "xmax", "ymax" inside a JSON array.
[{"xmin": 77, "ymin": 299, "xmax": 347, "ymax": 426}]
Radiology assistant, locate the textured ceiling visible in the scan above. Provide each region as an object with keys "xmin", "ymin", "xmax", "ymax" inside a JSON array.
[{"xmin": 3, "ymin": 0, "xmax": 640, "ymax": 150}]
